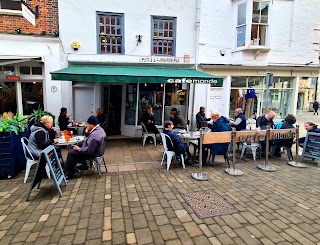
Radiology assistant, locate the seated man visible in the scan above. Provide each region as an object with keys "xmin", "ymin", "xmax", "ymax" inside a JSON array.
[
  {"xmin": 196, "ymin": 106, "xmax": 210, "ymax": 129},
  {"xmin": 169, "ymin": 108, "xmax": 187, "ymax": 129},
  {"xmin": 273, "ymin": 114, "xmax": 296, "ymax": 161},
  {"xmin": 256, "ymin": 111, "xmax": 276, "ymax": 154},
  {"xmin": 202, "ymin": 110, "xmax": 232, "ymax": 165},
  {"xmin": 140, "ymin": 106, "xmax": 160, "ymax": 136},
  {"xmin": 163, "ymin": 120, "xmax": 192, "ymax": 161},
  {"xmin": 64, "ymin": 116, "xmax": 106, "ymax": 179}
]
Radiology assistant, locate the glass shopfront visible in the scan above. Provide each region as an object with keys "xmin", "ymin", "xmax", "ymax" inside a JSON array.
[
  {"xmin": 230, "ymin": 76, "xmax": 294, "ymax": 118},
  {"xmin": 125, "ymin": 83, "xmax": 188, "ymax": 126}
]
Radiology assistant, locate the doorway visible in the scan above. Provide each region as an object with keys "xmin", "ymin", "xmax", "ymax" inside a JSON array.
[
  {"xmin": 74, "ymin": 87, "xmax": 94, "ymax": 122},
  {"xmin": 103, "ymin": 85, "xmax": 122, "ymax": 135}
]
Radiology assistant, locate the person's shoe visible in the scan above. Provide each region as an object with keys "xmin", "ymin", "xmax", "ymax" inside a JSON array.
[{"xmin": 65, "ymin": 174, "xmax": 76, "ymax": 180}]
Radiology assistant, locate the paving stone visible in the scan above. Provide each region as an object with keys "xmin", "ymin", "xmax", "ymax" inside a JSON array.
[
  {"xmin": 39, "ymin": 226, "xmax": 55, "ymax": 237},
  {"xmin": 192, "ymin": 236, "xmax": 211, "ymax": 245},
  {"xmin": 216, "ymin": 233, "xmax": 234, "ymax": 245},
  {"xmin": 102, "ymin": 230, "xmax": 111, "ymax": 241},
  {"xmin": 49, "ymin": 230, "xmax": 62, "ymax": 243},
  {"xmin": 255, "ymin": 223, "xmax": 285, "ymax": 243},
  {"xmin": 208, "ymin": 237, "xmax": 222, "ymax": 245},
  {"xmin": 150, "ymin": 204, "xmax": 165, "ymax": 216},
  {"xmin": 159, "ymin": 224, "xmax": 178, "ymax": 240},
  {"xmin": 155, "ymin": 215, "xmax": 170, "ymax": 226},
  {"xmin": 87, "ymin": 229, "xmax": 102, "ymax": 240},
  {"xmin": 165, "ymin": 239, "xmax": 183, "ymax": 245},
  {"xmin": 135, "ymin": 228, "xmax": 153, "ymax": 245},
  {"xmin": 10, "ymin": 231, "xmax": 30, "ymax": 243},
  {"xmin": 151, "ymin": 230, "xmax": 165, "ymax": 245},
  {"xmin": 183, "ymin": 222, "xmax": 203, "ymax": 237},
  {"xmin": 126, "ymin": 232, "xmax": 136, "ymax": 244},
  {"xmin": 132, "ymin": 214, "xmax": 148, "ymax": 229},
  {"xmin": 233, "ymin": 227, "xmax": 261, "ymax": 245},
  {"xmin": 208, "ymin": 224, "xmax": 225, "ymax": 235}
]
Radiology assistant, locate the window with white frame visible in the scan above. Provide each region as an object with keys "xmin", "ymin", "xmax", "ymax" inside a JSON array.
[
  {"xmin": 0, "ymin": 0, "xmax": 22, "ymax": 11},
  {"xmin": 97, "ymin": 12, "xmax": 124, "ymax": 54},
  {"xmin": 236, "ymin": 0, "xmax": 269, "ymax": 48},
  {"xmin": 152, "ymin": 17, "xmax": 176, "ymax": 56}
]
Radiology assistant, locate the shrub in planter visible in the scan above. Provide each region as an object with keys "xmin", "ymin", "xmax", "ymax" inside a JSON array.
[
  {"xmin": 0, "ymin": 113, "xmax": 29, "ymax": 178},
  {"xmin": 27, "ymin": 106, "xmax": 55, "ymax": 127}
]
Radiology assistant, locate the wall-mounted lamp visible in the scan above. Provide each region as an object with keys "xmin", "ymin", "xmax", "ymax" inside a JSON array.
[
  {"xmin": 15, "ymin": 29, "xmax": 21, "ymax": 34},
  {"xmin": 40, "ymin": 30, "xmax": 46, "ymax": 36},
  {"xmin": 35, "ymin": 5, "xmax": 40, "ymax": 18},
  {"xmin": 53, "ymin": 31, "xmax": 59, "ymax": 37},
  {"xmin": 220, "ymin": 49, "xmax": 226, "ymax": 56},
  {"xmin": 71, "ymin": 40, "xmax": 80, "ymax": 51},
  {"xmin": 136, "ymin": 35, "xmax": 143, "ymax": 43}
]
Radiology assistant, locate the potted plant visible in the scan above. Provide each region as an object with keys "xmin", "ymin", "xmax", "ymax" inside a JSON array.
[
  {"xmin": 0, "ymin": 113, "xmax": 30, "ymax": 178},
  {"xmin": 27, "ymin": 106, "xmax": 55, "ymax": 126}
]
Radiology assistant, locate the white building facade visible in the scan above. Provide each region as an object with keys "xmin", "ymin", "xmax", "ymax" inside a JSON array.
[
  {"xmin": 198, "ymin": 0, "xmax": 320, "ymax": 119},
  {"xmin": 53, "ymin": 0, "xmax": 219, "ymax": 136}
]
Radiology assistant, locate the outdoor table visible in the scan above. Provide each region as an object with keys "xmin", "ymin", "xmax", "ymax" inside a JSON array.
[
  {"xmin": 54, "ymin": 135, "xmax": 85, "ymax": 150},
  {"xmin": 68, "ymin": 123, "xmax": 86, "ymax": 135}
]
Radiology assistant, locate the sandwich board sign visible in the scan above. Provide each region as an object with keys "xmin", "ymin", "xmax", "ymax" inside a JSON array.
[
  {"xmin": 301, "ymin": 132, "xmax": 320, "ymax": 167},
  {"xmin": 26, "ymin": 145, "xmax": 67, "ymax": 201}
]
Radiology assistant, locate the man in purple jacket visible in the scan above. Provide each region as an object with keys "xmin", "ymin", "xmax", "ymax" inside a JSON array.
[{"xmin": 64, "ymin": 115, "xmax": 106, "ymax": 179}]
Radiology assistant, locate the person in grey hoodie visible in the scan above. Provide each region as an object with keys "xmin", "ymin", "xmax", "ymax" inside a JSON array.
[
  {"xmin": 28, "ymin": 115, "xmax": 59, "ymax": 159},
  {"xmin": 64, "ymin": 116, "xmax": 106, "ymax": 179}
]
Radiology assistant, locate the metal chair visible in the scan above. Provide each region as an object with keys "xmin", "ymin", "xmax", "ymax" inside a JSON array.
[
  {"xmin": 80, "ymin": 137, "xmax": 108, "ymax": 177},
  {"xmin": 21, "ymin": 137, "xmax": 51, "ymax": 183},
  {"xmin": 160, "ymin": 133, "xmax": 185, "ymax": 171},
  {"xmin": 141, "ymin": 121, "xmax": 156, "ymax": 146}
]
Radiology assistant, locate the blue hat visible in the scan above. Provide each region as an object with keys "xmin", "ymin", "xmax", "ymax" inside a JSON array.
[{"xmin": 87, "ymin": 116, "xmax": 99, "ymax": 125}]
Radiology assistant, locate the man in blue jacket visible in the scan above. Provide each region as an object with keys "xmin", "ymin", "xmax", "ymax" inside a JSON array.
[
  {"xmin": 230, "ymin": 108, "xmax": 247, "ymax": 131},
  {"xmin": 64, "ymin": 116, "xmax": 106, "ymax": 179}
]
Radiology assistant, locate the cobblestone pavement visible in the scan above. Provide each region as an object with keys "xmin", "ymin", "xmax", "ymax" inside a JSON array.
[
  {"xmin": 1, "ymin": 151, "xmax": 320, "ymax": 245},
  {"xmin": 0, "ymin": 110, "xmax": 319, "ymax": 245}
]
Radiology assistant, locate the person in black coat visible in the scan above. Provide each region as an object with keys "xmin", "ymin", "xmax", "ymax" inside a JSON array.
[
  {"xmin": 230, "ymin": 108, "xmax": 247, "ymax": 131},
  {"xmin": 140, "ymin": 106, "xmax": 160, "ymax": 135},
  {"xmin": 256, "ymin": 111, "xmax": 276, "ymax": 154},
  {"xmin": 273, "ymin": 114, "xmax": 296, "ymax": 161},
  {"xmin": 313, "ymin": 101, "xmax": 319, "ymax": 115},
  {"xmin": 58, "ymin": 107, "xmax": 77, "ymax": 134},
  {"xmin": 195, "ymin": 106, "xmax": 210, "ymax": 129}
]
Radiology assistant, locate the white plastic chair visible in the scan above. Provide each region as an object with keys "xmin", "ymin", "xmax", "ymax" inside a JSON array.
[
  {"xmin": 141, "ymin": 122, "xmax": 156, "ymax": 146},
  {"xmin": 240, "ymin": 142, "xmax": 260, "ymax": 161},
  {"xmin": 160, "ymin": 133, "xmax": 185, "ymax": 171},
  {"xmin": 21, "ymin": 137, "xmax": 51, "ymax": 183}
]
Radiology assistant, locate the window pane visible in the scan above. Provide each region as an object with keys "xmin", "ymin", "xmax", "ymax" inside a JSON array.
[
  {"xmin": 0, "ymin": 0, "xmax": 22, "ymax": 11},
  {"xmin": 125, "ymin": 84, "xmax": 137, "ymax": 125},
  {"xmin": 237, "ymin": 2, "xmax": 247, "ymax": 25},
  {"xmin": 20, "ymin": 66, "xmax": 30, "ymax": 75},
  {"xmin": 258, "ymin": 24, "xmax": 267, "ymax": 45},
  {"xmin": 138, "ymin": 83, "xmax": 164, "ymax": 125},
  {"xmin": 32, "ymin": 67, "xmax": 42, "ymax": 75},
  {"xmin": 263, "ymin": 89, "xmax": 292, "ymax": 117},
  {"xmin": 260, "ymin": 3, "xmax": 269, "ymax": 23},
  {"xmin": 231, "ymin": 77, "xmax": 247, "ymax": 87},
  {"xmin": 164, "ymin": 83, "xmax": 187, "ymax": 121},
  {"xmin": 22, "ymin": 82, "xmax": 43, "ymax": 115},
  {"xmin": 252, "ymin": 2, "xmax": 260, "ymax": 23},
  {"xmin": 4, "ymin": 66, "xmax": 14, "ymax": 75},
  {"xmin": 0, "ymin": 82, "xmax": 17, "ymax": 114},
  {"xmin": 272, "ymin": 77, "xmax": 293, "ymax": 89},
  {"xmin": 251, "ymin": 24, "xmax": 258, "ymax": 45},
  {"xmin": 152, "ymin": 17, "xmax": 175, "ymax": 55},
  {"xmin": 237, "ymin": 25, "xmax": 246, "ymax": 47}
]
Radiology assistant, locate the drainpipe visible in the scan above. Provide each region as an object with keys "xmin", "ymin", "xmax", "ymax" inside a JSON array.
[{"xmin": 191, "ymin": 0, "xmax": 201, "ymax": 130}]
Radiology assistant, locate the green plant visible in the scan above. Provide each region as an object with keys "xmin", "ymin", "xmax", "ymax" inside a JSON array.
[
  {"xmin": 27, "ymin": 106, "xmax": 54, "ymax": 125},
  {"xmin": 0, "ymin": 113, "xmax": 28, "ymax": 135}
]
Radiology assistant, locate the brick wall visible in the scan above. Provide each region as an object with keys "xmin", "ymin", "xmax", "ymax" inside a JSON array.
[{"xmin": 0, "ymin": 0, "xmax": 59, "ymax": 36}]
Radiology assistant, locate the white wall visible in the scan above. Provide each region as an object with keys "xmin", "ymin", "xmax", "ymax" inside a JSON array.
[
  {"xmin": 0, "ymin": 34, "xmax": 63, "ymax": 120},
  {"xmin": 199, "ymin": 0, "xmax": 320, "ymax": 66},
  {"xmin": 58, "ymin": 0, "xmax": 197, "ymax": 60}
]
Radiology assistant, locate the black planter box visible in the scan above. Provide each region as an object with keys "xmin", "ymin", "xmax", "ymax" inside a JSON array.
[{"xmin": 0, "ymin": 131, "xmax": 30, "ymax": 178}]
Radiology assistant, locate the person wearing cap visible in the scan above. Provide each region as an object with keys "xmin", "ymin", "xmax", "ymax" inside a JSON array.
[
  {"xmin": 169, "ymin": 108, "xmax": 187, "ymax": 129},
  {"xmin": 64, "ymin": 115, "xmax": 106, "ymax": 179},
  {"xmin": 196, "ymin": 106, "xmax": 210, "ymax": 129},
  {"xmin": 229, "ymin": 108, "xmax": 247, "ymax": 131}
]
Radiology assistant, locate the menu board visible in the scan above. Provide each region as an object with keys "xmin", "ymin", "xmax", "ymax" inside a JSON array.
[
  {"xmin": 26, "ymin": 145, "xmax": 67, "ymax": 201},
  {"xmin": 301, "ymin": 132, "xmax": 320, "ymax": 167}
]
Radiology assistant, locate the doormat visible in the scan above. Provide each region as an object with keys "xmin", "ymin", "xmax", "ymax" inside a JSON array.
[{"xmin": 182, "ymin": 190, "xmax": 238, "ymax": 219}]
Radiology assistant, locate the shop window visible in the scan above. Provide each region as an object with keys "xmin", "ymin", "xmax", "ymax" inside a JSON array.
[
  {"xmin": 262, "ymin": 89, "xmax": 293, "ymax": 117},
  {"xmin": 125, "ymin": 84, "xmax": 137, "ymax": 125},
  {"xmin": 271, "ymin": 77, "xmax": 293, "ymax": 89},
  {"xmin": 236, "ymin": 1, "xmax": 269, "ymax": 48},
  {"xmin": 0, "ymin": 0, "xmax": 22, "ymax": 11},
  {"xmin": 20, "ymin": 66, "xmax": 30, "ymax": 75},
  {"xmin": 22, "ymin": 82, "xmax": 43, "ymax": 115},
  {"xmin": 32, "ymin": 67, "xmax": 42, "ymax": 75},
  {"xmin": 138, "ymin": 83, "xmax": 164, "ymax": 125},
  {"xmin": 152, "ymin": 16, "xmax": 176, "ymax": 56},
  {"xmin": 0, "ymin": 82, "xmax": 17, "ymax": 114},
  {"xmin": 3, "ymin": 66, "xmax": 15, "ymax": 75},
  {"xmin": 164, "ymin": 83, "xmax": 187, "ymax": 121},
  {"xmin": 97, "ymin": 12, "xmax": 124, "ymax": 54}
]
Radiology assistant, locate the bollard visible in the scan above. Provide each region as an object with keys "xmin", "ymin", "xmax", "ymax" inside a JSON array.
[
  {"xmin": 225, "ymin": 128, "xmax": 243, "ymax": 176},
  {"xmin": 191, "ymin": 128, "xmax": 209, "ymax": 180},
  {"xmin": 257, "ymin": 126, "xmax": 277, "ymax": 172}
]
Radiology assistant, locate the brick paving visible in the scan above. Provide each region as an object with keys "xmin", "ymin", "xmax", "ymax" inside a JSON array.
[{"xmin": 0, "ymin": 110, "xmax": 320, "ymax": 244}]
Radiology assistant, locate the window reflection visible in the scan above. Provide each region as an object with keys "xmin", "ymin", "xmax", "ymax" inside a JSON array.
[
  {"xmin": 0, "ymin": 82, "xmax": 17, "ymax": 114},
  {"xmin": 22, "ymin": 82, "xmax": 43, "ymax": 115},
  {"xmin": 164, "ymin": 83, "xmax": 187, "ymax": 121},
  {"xmin": 125, "ymin": 84, "xmax": 137, "ymax": 125},
  {"xmin": 138, "ymin": 83, "xmax": 164, "ymax": 125}
]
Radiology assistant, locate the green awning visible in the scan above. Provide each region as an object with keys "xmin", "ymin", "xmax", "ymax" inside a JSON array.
[{"xmin": 51, "ymin": 65, "xmax": 223, "ymax": 86}]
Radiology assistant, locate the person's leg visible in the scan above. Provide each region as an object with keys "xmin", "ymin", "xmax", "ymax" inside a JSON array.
[
  {"xmin": 64, "ymin": 149, "xmax": 83, "ymax": 177},
  {"xmin": 284, "ymin": 147, "xmax": 294, "ymax": 161}
]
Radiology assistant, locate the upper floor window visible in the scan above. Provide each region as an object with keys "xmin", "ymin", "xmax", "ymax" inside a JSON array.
[
  {"xmin": 97, "ymin": 12, "xmax": 124, "ymax": 54},
  {"xmin": 0, "ymin": 0, "xmax": 22, "ymax": 11},
  {"xmin": 236, "ymin": 0, "xmax": 269, "ymax": 48},
  {"xmin": 152, "ymin": 16, "xmax": 176, "ymax": 56}
]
